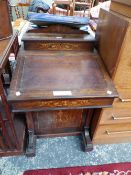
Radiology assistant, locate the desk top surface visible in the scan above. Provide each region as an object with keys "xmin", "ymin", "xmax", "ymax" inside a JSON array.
[{"xmin": 8, "ymin": 51, "xmax": 118, "ymax": 102}]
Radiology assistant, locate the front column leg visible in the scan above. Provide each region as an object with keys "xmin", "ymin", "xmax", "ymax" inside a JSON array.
[
  {"xmin": 82, "ymin": 109, "xmax": 93, "ymax": 152},
  {"xmin": 26, "ymin": 112, "xmax": 36, "ymax": 157},
  {"xmin": 82, "ymin": 127, "xmax": 93, "ymax": 152}
]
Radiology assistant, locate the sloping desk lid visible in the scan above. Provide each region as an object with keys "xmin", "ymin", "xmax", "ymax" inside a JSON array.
[{"xmin": 8, "ymin": 51, "xmax": 118, "ymax": 102}]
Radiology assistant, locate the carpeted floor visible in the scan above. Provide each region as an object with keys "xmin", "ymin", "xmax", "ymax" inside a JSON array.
[{"xmin": 0, "ymin": 136, "xmax": 131, "ymax": 175}]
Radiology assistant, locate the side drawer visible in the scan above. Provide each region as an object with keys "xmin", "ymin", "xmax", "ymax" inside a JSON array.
[
  {"xmin": 93, "ymin": 123, "xmax": 131, "ymax": 144},
  {"xmin": 99, "ymin": 108, "xmax": 131, "ymax": 125}
]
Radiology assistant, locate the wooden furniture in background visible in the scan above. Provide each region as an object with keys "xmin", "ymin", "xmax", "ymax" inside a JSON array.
[
  {"xmin": 72, "ymin": 0, "xmax": 95, "ymax": 16},
  {"xmin": 51, "ymin": 0, "xmax": 95, "ymax": 17},
  {"xmin": 18, "ymin": 0, "xmax": 32, "ymax": 6},
  {"xmin": 0, "ymin": 30, "xmax": 19, "ymax": 83},
  {"xmin": 8, "ymin": 2, "xmax": 28, "ymax": 20},
  {"xmin": 110, "ymin": 0, "xmax": 131, "ymax": 18},
  {"xmin": 52, "ymin": 0, "xmax": 74, "ymax": 16},
  {"xmin": 111, "ymin": 0, "xmax": 131, "ymax": 5},
  {"xmin": 96, "ymin": 9, "xmax": 131, "ymax": 96},
  {"xmin": 8, "ymin": 0, "xmax": 31, "ymax": 21},
  {"xmin": 0, "ymin": 31, "xmax": 25, "ymax": 156},
  {"xmin": 0, "ymin": 0, "xmax": 12, "ymax": 39},
  {"xmin": 92, "ymin": 9, "xmax": 131, "ymax": 144}
]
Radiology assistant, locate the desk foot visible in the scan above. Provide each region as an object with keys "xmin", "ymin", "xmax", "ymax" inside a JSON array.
[
  {"xmin": 82, "ymin": 127, "xmax": 93, "ymax": 152},
  {"xmin": 26, "ymin": 129, "xmax": 36, "ymax": 157}
]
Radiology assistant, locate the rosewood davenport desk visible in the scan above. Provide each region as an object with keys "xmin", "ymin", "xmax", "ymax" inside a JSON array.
[{"xmin": 7, "ymin": 24, "xmax": 118, "ymax": 156}]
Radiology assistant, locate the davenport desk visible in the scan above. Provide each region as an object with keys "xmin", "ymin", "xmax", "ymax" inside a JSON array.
[{"xmin": 7, "ymin": 28, "xmax": 118, "ymax": 156}]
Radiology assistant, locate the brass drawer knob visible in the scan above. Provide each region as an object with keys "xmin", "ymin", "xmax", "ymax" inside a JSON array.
[
  {"xmin": 119, "ymin": 97, "xmax": 131, "ymax": 102},
  {"xmin": 112, "ymin": 114, "xmax": 131, "ymax": 120},
  {"xmin": 106, "ymin": 130, "xmax": 131, "ymax": 135}
]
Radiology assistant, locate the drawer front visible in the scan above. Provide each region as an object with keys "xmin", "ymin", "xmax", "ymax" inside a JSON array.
[
  {"xmin": 11, "ymin": 98, "xmax": 113, "ymax": 112},
  {"xmin": 24, "ymin": 41, "xmax": 94, "ymax": 51},
  {"xmin": 100, "ymin": 108, "xmax": 131, "ymax": 125},
  {"xmin": 93, "ymin": 123, "xmax": 131, "ymax": 144}
]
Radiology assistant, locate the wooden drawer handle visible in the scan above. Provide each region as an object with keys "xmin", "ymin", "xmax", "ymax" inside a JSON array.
[
  {"xmin": 106, "ymin": 130, "xmax": 131, "ymax": 135},
  {"xmin": 112, "ymin": 114, "xmax": 131, "ymax": 120},
  {"xmin": 119, "ymin": 97, "xmax": 131, "ymax": 102}
]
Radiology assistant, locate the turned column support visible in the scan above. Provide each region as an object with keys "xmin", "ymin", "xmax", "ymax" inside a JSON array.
[
  {"xmin": 82, "ymin": 109, "xmax": 93, "ymax": 152},
  {"xmin": 26, "ymin": 112, "xmax": 36, "ymax": 157}
]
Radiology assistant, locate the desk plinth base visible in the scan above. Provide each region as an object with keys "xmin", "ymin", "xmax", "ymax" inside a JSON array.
[{"xmin": 24, "ymin": 109, "xmax": 93, "ymax": 157}]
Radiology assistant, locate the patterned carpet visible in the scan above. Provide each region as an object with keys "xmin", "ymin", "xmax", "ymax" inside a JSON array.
[
  {"xmin": 0, "ymin": 136, "xmax": 131, "ymax": 175},
  {"xmin": 23, "ymin": 162, "xmax": 131, "ymax": 175}
]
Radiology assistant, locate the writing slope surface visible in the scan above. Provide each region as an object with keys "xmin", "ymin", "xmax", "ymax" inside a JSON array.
[{"xmin": 8, "ymin": 51, "xmax": 118, "ymax": 101}]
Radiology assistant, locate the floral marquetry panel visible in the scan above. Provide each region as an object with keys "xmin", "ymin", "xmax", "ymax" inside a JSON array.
[{"xmin": 33, "ymin": 110, "xmax": 84, "ymax": 136}]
